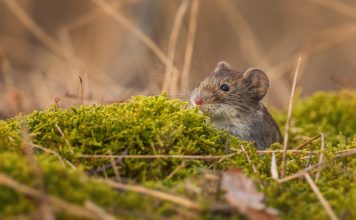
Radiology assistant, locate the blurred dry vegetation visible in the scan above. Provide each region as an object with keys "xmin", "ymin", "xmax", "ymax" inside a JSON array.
[{"xmin": 0, "ymin": 0, "xmax": 355, "ymax": 118}]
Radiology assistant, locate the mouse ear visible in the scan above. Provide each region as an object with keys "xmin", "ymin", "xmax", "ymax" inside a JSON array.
[
  {"xmin": 243, "ymin": 68, "xmax": 270, "ymax": 100},
  {"xmin": 214, "ymin": 61, "xmax": 231, "ymax": 72}
]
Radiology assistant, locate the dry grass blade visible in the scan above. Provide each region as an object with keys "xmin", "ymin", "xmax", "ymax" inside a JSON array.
[
  {"xmin": 162, "ymin": 0, "xmax": 189, "ymax": 94},
  {"xmin": 105, "ymin": 179, "xmax": 202, "ymax": 211},
  {"xmin": 281, "ymin": 56, "xmax": 302, "ymax": 178},
  {"xmin": 32, "ymin": 144, "xmax": 66, "ymax": 167},
  {"xmin": 90, "ymin": 0, "xmax": 180, "ymax": 77},
  {"xmin": 294, "ymin": 135, "xmax": 321, "ymax": 150},
  {"xmin": 0, "ymin": 173, "xmax": 97, "ymax": 220},
  {"xmin": 315, "ymin": 133, "xmax": 325, "ymax": 182},
  {"xmin": 304, "ymin": 173, "xmax": 338, "ymax": 220},
  {"xmin": 20, "ymin": 120, "xmax": 55, "ymax": 220},
  {"xmin": 165, "ymin": 161, "xmax": 186, "ymax": 181},
  {"xmin": 78, "ymin": 153, "xmax": 236, "ymax": 160},
  {"xmin": 2, "ymin": 0, "xmax": 69, "ymax": 59},
  {"xmin": 108, "ymin": 150, "xmax": 121, "ymax": 182},
  {"xmin": 64, "ymin": 0, "xmax": 140, "ymax": 31},
  {"xmin": 278, "ymin": 149, "xmax": 356, "ymax": 183},
  {"xmin": 180, "ymin": 0, "xmax": 200, "ymax": 92},
  {"xmin": 271, "ymin": 152, "xmax": 279, "ymax": 179},
  {"xmin": 240, "ymin": 145, "xmax": 257, "ymax": 173},
  {"xmin": 84, "ymin": 201, "xmax": 116, "ymax": 220}
]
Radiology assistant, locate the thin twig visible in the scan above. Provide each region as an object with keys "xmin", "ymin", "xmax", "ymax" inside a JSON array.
[
  {"xmin": 180, "ymin": 0, "xmax": 200, "ymax": 92},
  {"xmin": 281, "ymin": 56, "xmax": 302, "ymax": 177},
  {"xmin": 108, "ymin": 150, "xmax": 121, "ymax": 182},
  {"xmin": 278, "ymin": 149, "xmax": 356, "ymax": 183},
  {"xmin": 165, "ymin": 161, "xmax": 186, "ymax": 181},
  {"xmin": 84, "ymin": 201, "xmax": 116, "ymax": 220},
  {"xmin": 79, "ymin": 76, "xmax": 84, "ymax": 105},
  {"xmin": 0, "ymin": 173, "xmax": 97, "ymax": 220},
  {"xmin": 294, "ymin": 134, "xmax": 321, "ymax": 150},
  {"xmin": 78, "ymin": 153, "xmax": 236, "ymax": 160},
  {"xmin": 315, "ymin": 133, "xmax": 325, "ymax": 182},
  {"xmin": 90, "ymin": 0, "xmax": 180, "ymax": 76},
  {"xmin": 240, "ymin": 145, "xmax": 258, "ymax": 173},
  {"xmin": 64, "ymin": 0, "xmax": 140, "ymax": 31},
  {"xmin": 162, "ymin": 0, "xmax": 189, "ymax": 94},
  {"xmin": 105, "ymin": 179, "xmax": 202, "ymax": 211},
  {"xmin": 304, "ymin": 173, "xmax": 338, "ymax": 220},
  {"xmin": 32, "ymin": 144, "xmax": 66, "ymax": 167},
  {"xmin": 20, "ymin": 120, "xmax": 55, "ymax": 220},
  {"xmin": 271, "ymin": 152, "xmax": 279, "ymax": 179}
]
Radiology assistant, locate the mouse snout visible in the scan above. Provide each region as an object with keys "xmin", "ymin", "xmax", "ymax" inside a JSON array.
[{"xmin": 194, "ymin": 96, "xmax": 203, "ymax": 106}]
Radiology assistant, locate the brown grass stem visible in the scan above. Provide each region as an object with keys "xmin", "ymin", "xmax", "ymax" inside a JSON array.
[
  {"xmin": 0, "ymin": 173, "xmax": 98, "ymax": 220},
  {"xmin": 304, "ymin": 173, "xmax": 338, "ymax": 220},
  {"xmin": 162, "ymin": 0, "xmax": 189, "ymax": 95},
  {"xmin": 20, "ymin": 120, "xmax": 55, "ymax": 220},
  {"xmin": 90, "ymin": 0, "xmax": 180, "ymax": 77},
  {"xmin": 278, "ymin": 149, "xmax": 356, "ymax": 183},
  {"xmin": 78, "ymin": 153, "xmax": 236, "ymax": 160},
  {"xmin": 240, "ymin": 145, "xmax": 258, "ymax": 173},
  {"xmin": 108, "ymin": 150, "xmax": 121, "ymax": 182},
  {"xmin": 105, "ymin": 179, "xmax": 202, "ymax": 211},
  {"xmin": 281, "ymin": 56, "xmax": 302, "ymax": 178},
  {"xmin": 180, "ymin": 0, "xmax": 200, "ymax": 92},
  {"xmin": 294, "ymin": 135, "xmax": 321, "ymax": 150},
  {"xmin": 315, "ymin": 133, "xmax": 325, "ymax": 183}
]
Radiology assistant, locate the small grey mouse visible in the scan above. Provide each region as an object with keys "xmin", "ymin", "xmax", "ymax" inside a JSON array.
[{"xmin": 190, "ymin": 61, "xmax": 282, "ymax": 149}]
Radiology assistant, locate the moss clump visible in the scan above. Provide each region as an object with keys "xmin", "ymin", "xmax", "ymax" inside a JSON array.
[
  {"xmin": 275, "ymin": 90, "xmax": 356, "ymax": 142},
  {"xmin": 1, "ymin": 95, "xmax": 232, "ymax": 181},
  {"xmin": 0, "ymin": 91, "xmax": 355, "ymax": 219}
]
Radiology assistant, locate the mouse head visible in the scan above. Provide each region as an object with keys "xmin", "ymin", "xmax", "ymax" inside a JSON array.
[{"xmin": 191, "ymin": 61, "xmax": 269, "ymax": 116}]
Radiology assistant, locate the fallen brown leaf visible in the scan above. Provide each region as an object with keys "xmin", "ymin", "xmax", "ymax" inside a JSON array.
[{"xmin": 221, "ymin": 168, "xmax": 278, "ymax": 220}]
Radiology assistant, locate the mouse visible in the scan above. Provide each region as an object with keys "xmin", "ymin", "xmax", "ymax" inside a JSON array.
[{"xmin": 190, "ymin": 61, "xmax": 282, "ymax": 149}]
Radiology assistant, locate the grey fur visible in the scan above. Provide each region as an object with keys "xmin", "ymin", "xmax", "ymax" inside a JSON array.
[{"xmin": 191, "ymin": 61, "xmax": 282, "ymax": 149}]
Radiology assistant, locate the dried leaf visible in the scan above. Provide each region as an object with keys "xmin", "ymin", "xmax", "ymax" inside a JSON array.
[{"xmin": 221, "ymin": 168, "xmax": 278, "ymax": 220}]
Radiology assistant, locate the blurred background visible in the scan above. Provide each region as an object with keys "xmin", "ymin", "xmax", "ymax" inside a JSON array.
[{"xmin": 0, "ymin": 0, "xmax": 355, "ymax": 118}]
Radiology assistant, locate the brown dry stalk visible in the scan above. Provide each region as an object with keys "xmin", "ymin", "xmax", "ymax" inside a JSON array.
[
  {"xmin": 271, "ymin": 152, "xmax": 279, "ymax": 179},
  {"xmin": 31, "ymin": 144, "xmax": 66, "ymax": 167},
  {"xmin": 278, "ymin": 149, "xmax": 356, "ymax": 183},
  {"xmin": 78, "ymin": 153, "xmax": 236, "ymax": 160},
  {"xmin": 314, "ymin": 133, "xmax": 325, "ymax": 183},
  {"xmin": 180, "ymin": 0, "xmax": 200, "ymax": 92},
  {"xmin": 105, "ymin": 179, "xmax": 202, "ymax": 211},
  {"xmin": 304, "ymin": 173, "xmax": 338, "ymax": 220},
  {"xmin": 162, "ymin": 0, "xmax": 189, "ymax": 94},
  {"xmin": 1, "ymin": 0, "xmax": 69, "ymax": 59},
  {"xmin": 90, "ymin": 0, "xmax": 180, "ymax": 76},
  {"xmin": 240, "ymin": 145, "xmax": 258, "ymax": 173},
  {"xmin": 20, "ymin": 120, "xmax": 55, "ymax": 220},
  {"xmin": 64, "ymin": 0, "xmax": 141, "ymax": 31},
  {"xmin": 79, "ymin": 76, "xmax": 84, "ymax": 105},
  {"xmin": 281, "ymin": 56, "xmax": 302, "ymax": 178},
  {"xmin": 294, "ymin": 134, "xmax": 321, "ymax": 150},
  {"xmin": 0, "ymin": 173, "xmax": 97, "ymax": 220},
  {"xmin": 79, "ymin": 149, "xmax": 356, "ymax": 161},
  {"xmin": 108, "ymin": 150, "xmax": 121, "ymax": 182},
  {"xmin": 165, "ymin": 161, "xmax": 186, "ymax": 181},
  {"xmin": 84, "ymin": 201, "xmax": 116, "ymax": 220}
]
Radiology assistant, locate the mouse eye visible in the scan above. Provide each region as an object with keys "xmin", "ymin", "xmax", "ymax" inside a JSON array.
[{"xmin": 220, "ymin": 84, "xmax": 230, "ymax": 92}]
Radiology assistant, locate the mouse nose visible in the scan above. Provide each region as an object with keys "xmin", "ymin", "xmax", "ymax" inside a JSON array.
[{"xmin": 194, "ymin": 97, "xmax": 203, "ymax": 106}]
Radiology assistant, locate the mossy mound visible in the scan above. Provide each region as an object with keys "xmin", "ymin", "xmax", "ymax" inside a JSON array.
[{"xmin": 0, "ymin": 91, "xmax": 355, "ymax": 219}]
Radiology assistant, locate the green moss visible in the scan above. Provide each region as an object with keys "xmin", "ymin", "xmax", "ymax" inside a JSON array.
[{"xmin": 0, "ymin": 91, "xmax": 355, "ymax": 219}]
